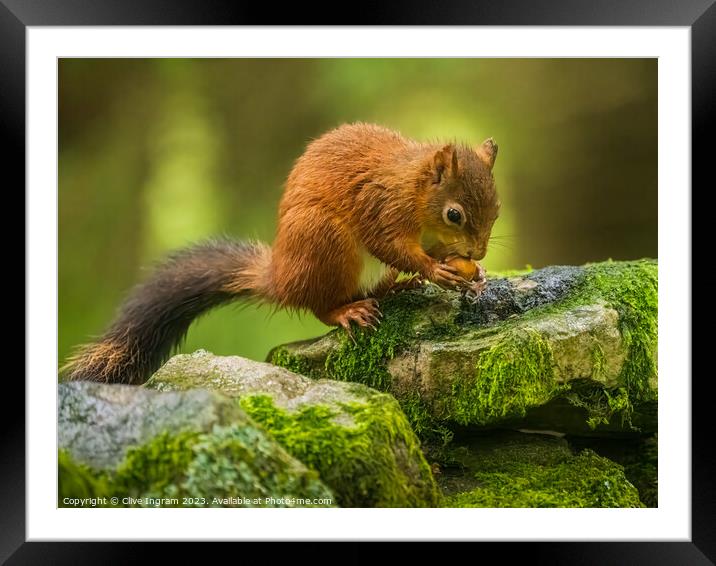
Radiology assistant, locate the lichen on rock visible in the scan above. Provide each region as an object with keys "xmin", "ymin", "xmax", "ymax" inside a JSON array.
[{"xmin": 58, "ymin": 381, "xmax": 335, "ymax": 507}]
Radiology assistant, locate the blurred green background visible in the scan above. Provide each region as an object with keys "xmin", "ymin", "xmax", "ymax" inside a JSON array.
[{"xmin": 59, "ymin": 58, "xmax": 657, "ymax": 365}]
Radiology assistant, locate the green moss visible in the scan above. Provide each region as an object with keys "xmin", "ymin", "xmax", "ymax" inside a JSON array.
[
  {"xmin": 322, "ymin": 292, "xmax": 426, "ymax": 391},
  {"xmin": 271, "ymin": 311, "xmax": 449, "ymax": 441},
  {"xmin": 59, "ymin": 423, "xmax": 336, "ymax": 507},
  {"xmin": 112, "ymin": 430, "xmax": 200, "ymax": 498},
  {"xmin": 583, "ymin": 260, "xmax": 658, "ymax": 404},
  {"xmin": 239, "ymin": 393, "xmax": 439, "ymax": 507},
  {"xmin": 448, "ymin": 329, "xmax": 568, "ymax": 426},
  {"xmin": 166, "ymin": 424, "xmax": 334, "ymax": 506},
  {"xmin": 442, "ymin": 443, "xmax": 644, "ymax": 508},
  {"xmin": 560, "ymin": 260, "xmax": 657, "ymax": 428},
  {"xmin": 436, "ymin": 431, "xmax": 573, "ymax": 482},
  {"xmin": 450, "ymin": 260, "xmax": 657, "ymax": 430},
  {"xmin": 269, "ymin": 347, "xmax": 316, "ymax": 378},
  {"xmin": 438, "ymin": 432, "xmax": 644, "ymax": 507},
  {"xmin": 563, "ymin": 347, "xmax": 633, "ymax": 429},
  {"xmin": 566, "ymin": 433, "xmax": 658, "ymax": 508},
  {"xmin": 591, "ymin": 343, "xmax": 607, "ymax": 381},
  {"xmin": 272, "ymin": 260, "xmax": 657, "ymax": 434},
  {"xmin": 400, "ymin": 390, "xmax": 454, "ymax": 444},
  {"xmin": 312, "ymin": 291, "xmax": 464, "ymax": 436},
  {"xmin": 565, "ymin": 384, "xmax": 633, "ymax": 430},
  {"xmin": 58, "ymin": 450, "xmax": 110, "ymax": 504}
]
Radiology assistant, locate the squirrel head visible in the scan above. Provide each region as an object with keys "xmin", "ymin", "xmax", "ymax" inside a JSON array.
[{"xmin": 421, "ymin": 138, "xmax": 500, "ymax": 261}]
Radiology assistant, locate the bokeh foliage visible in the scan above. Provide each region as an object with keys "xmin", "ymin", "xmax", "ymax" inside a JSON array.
[{"xmin": 59, "ymin": 58, "xmax": 656, "ymax": 364}]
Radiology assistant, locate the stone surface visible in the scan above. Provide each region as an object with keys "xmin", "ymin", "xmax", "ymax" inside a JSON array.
[
  {"xmin": 146, "ymin": 350, "xmax": 439, "ymax": 507},
  {"xmin": 58, "ymin": 381, "xmax": 335, "ymax": 507},
  {"xmin": 59, "ymin": 258, "xmax": 657, "ymax": 509},
  {"xmin": 269, "ymin": 260, "xmax": 657, "ymax": 436}
]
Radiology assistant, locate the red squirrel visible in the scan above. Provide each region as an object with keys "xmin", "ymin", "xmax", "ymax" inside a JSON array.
[{"xmin": 63, "ymin": 123, "xmax": 500, "ymax": 384}]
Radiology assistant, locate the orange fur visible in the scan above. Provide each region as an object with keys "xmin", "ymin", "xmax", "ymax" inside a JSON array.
[
  {"xmin": 63, "ymin": 123, "xmax": 500, "ymax": 384},
  {"xmin": 62, "ymin": 339, "xmax": 128, "ymax": 383},
  {"xmin": 269, "ymin": 122, "xmax": 499, "ymax": 322}
]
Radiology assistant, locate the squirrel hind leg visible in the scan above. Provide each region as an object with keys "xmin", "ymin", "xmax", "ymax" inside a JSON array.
[{"xmin": 316, "ymin": 298, "xmax": 383, "ymax": 339}]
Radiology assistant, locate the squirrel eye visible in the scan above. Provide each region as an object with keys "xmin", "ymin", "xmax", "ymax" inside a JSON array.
[{"xmin": 447, "ymin": 208, "xmax": 462, "ymax": 224}]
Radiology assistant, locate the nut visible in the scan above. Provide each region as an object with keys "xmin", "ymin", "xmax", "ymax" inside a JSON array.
[{"xmin": 445, "ymin": 254, "xmax": 480, "ymax": 281}]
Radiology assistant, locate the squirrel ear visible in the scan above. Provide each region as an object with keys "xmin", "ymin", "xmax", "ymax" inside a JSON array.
[
  {"xmin": 476, "ymin": 138, "xmax": 498, "ymax": 169},
  {"xmin": 431, "ymin": 144, "xmax": 458, "ymax": 184}
]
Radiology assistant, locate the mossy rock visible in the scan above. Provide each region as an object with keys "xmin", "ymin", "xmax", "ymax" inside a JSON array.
[
  {"xmin": 567, "ymin": 433, "xmax": 658, "ymax": 507},
  {"xmin": 146, "ymin": 351, "xmax": 439, "ymax": 507},
  {"xmin": 439, "ymin": 431, "xmax": 644, "ymax": 508},
  {"xmin": 58, "ymin": 381, "xmax": 335, "ymax": 507},
  {"xmin": 268, "ymin": 259, "xmax": 657, "ymax": 437}
]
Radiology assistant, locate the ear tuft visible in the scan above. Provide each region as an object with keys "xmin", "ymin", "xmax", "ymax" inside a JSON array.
[
  {"xmin": 431, "ymin": 144, "xmax": 458, "ymax": 184},
  {"xmin": 476, "ymin": 138, "xmax": 498, "ymax": 169}
]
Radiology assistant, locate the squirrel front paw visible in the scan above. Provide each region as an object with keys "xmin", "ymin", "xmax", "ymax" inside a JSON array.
[
  {"xmin": 428, "ymin": 262, "xmax": 470, "ymax": 291},
  {"xmin": 462, "ymin": 264, "xmax": 487, "ymax": 300}
]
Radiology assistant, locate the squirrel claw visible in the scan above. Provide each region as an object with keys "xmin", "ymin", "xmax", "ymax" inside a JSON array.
[
  {"xmin": 463, "ymin": 276, "xmax": 487, "ymax": 302},
  {"xmin": 431, "ymin": 262, "xmax": 470, "ymax": 291},
  {"xmin": 344, "ymin": 327, "xmax": 357, "ymax": 345},
  {"xmin": 323, "ymin": 298, "xmax": 383, "ymax": 339}
]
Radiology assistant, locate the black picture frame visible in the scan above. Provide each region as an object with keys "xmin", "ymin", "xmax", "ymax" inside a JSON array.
[{"xmin": 6, "ymin": 1, "xmax": 707, "ymax": 562}]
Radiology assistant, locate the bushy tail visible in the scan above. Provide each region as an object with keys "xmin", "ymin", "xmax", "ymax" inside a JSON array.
[{"xmin": 61, "ymin": 238, "xmax": 273, "ymax": 385}]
